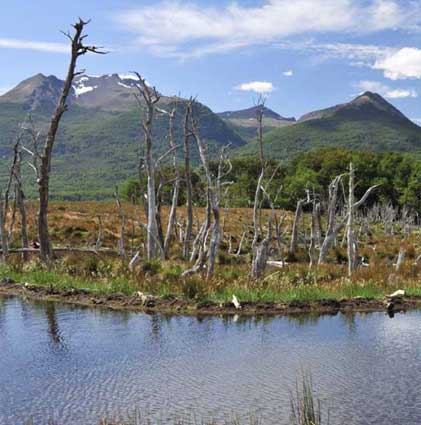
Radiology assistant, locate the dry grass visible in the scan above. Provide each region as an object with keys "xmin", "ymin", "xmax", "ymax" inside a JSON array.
[{"xmin": 3, "ymin": 201, "xmax": 421, "ymax": 304}]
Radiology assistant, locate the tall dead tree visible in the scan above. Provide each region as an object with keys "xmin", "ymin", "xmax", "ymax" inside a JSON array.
[
  {"xmin": 309, "ymin": 191, "xmax": 318, "ymax": 268},
  {"xmin": 289, "ymin": 197, "xmax": 306, "ymax": 257},
  {"xmin": 134, "ymin": 73, "xmax": 164, "ymax": 260},
  {"xmin": 251, "ymin": 97, "xmax": 273, "ymax": 278},
  {"xmin": 157, "ymin": 101, "xmax": 180, "ymax": 257},
  {"xmin": 9, "ymin": 132, "xmax": 29, "ymax": 261},
  {"xmin": 256, "ymin": 97, "xmax": 265, "ymax": 168},
  {"xmin": 0, "ymin": 192, "xmax": 7, "ymax": 262},
  {"xmin": 318, "ymin": 175, "xmax": 346, "ymax": 264},
  {"xmin": 190, "ymin": 109, "xmax": 231, "ymax": 279},
  {"xmin": 182, "ymin": 99, "xmax": 194, "ymax": 258},
  {"xmin": 37, "ymin": 19, "xmax": 104, "ymax": 262},
  {"xmin": 346, "ymin": 163, "xmax": 379, "ymax": 276}
]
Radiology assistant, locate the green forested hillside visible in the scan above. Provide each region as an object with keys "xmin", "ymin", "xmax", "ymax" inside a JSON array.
[{"xmin": 240, "ymin": 92, "xmax": 421, "ymax": 159}]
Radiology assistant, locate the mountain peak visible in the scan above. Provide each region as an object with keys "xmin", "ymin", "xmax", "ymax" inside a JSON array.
[
  {"xmin": 218, "ymin": 105, "xmax": 295, "ymax": 122},
  {"xmin": 299, "ymin": 91, "xmax": 410, "ymax": 124},
  {"xmin": 0, "ymin": 73, "xmax": 66, "ymax": 111}
]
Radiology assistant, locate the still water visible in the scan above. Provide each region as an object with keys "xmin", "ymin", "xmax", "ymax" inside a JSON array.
[{"xmin": 1, "ymin": 296, "xmax": 421, "ymax": 424}]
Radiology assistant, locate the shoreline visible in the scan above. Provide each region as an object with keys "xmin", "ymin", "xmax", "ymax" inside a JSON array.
[{"xmin": 1, "ymin": 280, "xmax": 420, "ymax": 317}]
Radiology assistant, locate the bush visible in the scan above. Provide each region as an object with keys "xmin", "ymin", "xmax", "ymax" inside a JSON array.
[{"xmin": 140, "ymin": 260, "xmax": 162, "ymax": 276}]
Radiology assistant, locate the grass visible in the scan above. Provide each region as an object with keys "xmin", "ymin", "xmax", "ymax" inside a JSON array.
[{"xmin": 1, "ymin": 201, "xmax": 421, "ymax": 307}]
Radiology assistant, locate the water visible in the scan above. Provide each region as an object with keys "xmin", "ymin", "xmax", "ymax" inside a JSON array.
[{"xmin": 1, "ymin": 296, "xmax": 421, "ymax": 424}]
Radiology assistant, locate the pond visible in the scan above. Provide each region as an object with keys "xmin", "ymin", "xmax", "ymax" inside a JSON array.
[{"xmin": 1, "ymin": 296, "xmax": 421, "ymax": 424}]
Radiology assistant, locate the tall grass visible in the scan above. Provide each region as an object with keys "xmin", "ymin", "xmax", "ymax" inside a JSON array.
[{"xmin": 290, "ymin": 373, "xmax": 329, "ymax": 425}]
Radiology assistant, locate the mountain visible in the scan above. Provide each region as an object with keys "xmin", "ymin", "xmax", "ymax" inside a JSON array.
[
  {"xmin": 240, "ymin": 92, "xmax": 421, "ymax": 159},
  {"xmin": 0, "ymin": 73, "xmax": 246, "ymax": 199},
  {"xmin": 218, "ymin": 106, "xmax": 295, "ymax": 140}
]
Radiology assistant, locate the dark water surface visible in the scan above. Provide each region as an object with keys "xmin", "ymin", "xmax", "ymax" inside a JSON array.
[{"xmin": 1, "ymin": 296, "xmax": 421, "ymax": 424}]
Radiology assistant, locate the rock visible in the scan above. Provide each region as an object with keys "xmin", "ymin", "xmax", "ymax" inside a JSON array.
[{"xmin": 133, "ymin": 291, "xmax": 156, "ymax": 306}]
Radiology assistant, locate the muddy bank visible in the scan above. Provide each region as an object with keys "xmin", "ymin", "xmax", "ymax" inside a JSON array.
[{"xmin": 0, "ymin": 278, "xmax": 420, "ymax": 317}]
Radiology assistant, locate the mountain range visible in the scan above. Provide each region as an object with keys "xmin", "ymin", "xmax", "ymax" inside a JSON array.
[{"xmin": 1, "ymin": 73, "xmax": 420, "ymax": 199}]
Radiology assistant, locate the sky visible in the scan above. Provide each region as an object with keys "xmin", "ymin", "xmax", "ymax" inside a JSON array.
[{"xmin": 1, "ymin": 0, "xmax": 421, "ymax": 121}]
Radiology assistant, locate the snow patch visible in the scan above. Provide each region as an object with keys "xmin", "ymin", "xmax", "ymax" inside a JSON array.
[
  {"xmin": 73, "ymin": 85, "xmax": 98, "ymax": 97},
  {"xmin": 118, "ymin": 73, "xmax": 140, "ymax": 81},
  {"xmin": 118, "ymin": 82, "xmax": 133, "ymax": 89}
]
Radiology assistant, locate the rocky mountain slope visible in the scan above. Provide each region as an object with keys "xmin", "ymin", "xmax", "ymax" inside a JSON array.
[{"xmin": 0, "ymin": 73, "xmax": 246, "ymax": 199}]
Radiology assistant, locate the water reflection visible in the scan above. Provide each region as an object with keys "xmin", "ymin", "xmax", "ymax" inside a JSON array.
[
  {"xmin": 1, "ymin": 296, "xmax": 421, "ymax": 425},
  {"xmin": 44, "ymin": 303, "xmax": 66, "ymax": 349}
]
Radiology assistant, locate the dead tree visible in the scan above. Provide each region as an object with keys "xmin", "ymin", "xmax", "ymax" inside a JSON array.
[
  {"xmin": 346, "ymin": 163, "xmax": 379, "ymax": 276},
  {"xmin": 309, "ymin": 192, "xmax": 318, "ymax": 268},
  {"xmin": 157, "ymin": 101, "xmax": 180, "ymax": 257},
  {"xmin": 190, "ymin": 111, "xmax": 231, "ymax": 279},
  {"xmin": 0, "ymin": 192, "xmax": 7, "ymax": 262},
  {"xmin": 114, "ymin": 188, "xmax": 126, "ymax": 259},
  {"xmin": 134, "ymin": 73, "xmax": 164, "ymax": 260},
  {"xmin": 182, "ymin": 99, "xmax": 194, "ymax": 258},
  {"xmin": 9, "ymin": 134, "xmax": 29, "ymax": 261},
  {"xmin": 37, "ymin": 19, "xmax": 104, "ymax": 262},
  {"xmin": 95, "ymin": 216, "xmax": 103, "ymax": 251},
  {"xmin": 256, "ymin": 97, "xmax": 265, "ymax": 168},
  {"xmin": 251, "ymin": 220, "xmax": 272, "ymax": 277},
  {"xmin": 289, "ymin": 197, "xmax": 306, "ymax": 257},
  {"xmin": 250, "ymin": 97, "xmax": 271, "ymax": 278},
  {"xmin": 318, "ymin": 175, "xmax": 346, "ymax": 264}
]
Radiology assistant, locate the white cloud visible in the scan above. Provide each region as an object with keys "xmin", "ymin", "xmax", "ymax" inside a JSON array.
[
  {"xmin": 0, "ymin": 38, "xmax": 68, "ymax": 53},
  {"xmin": 411, "ymin": 118, "xmax": 421, "ymax": 125},
  {"xmin": 116, "ymin": 0, "xmax": 421, "ymax": 58},
  {"xmin": 373, "ymin": 47, "xmax": 421, "ymax": 80},
  {"xmin": 355, "ymin": 80, "xmax": 417, "ymax": 98},
  {"xmin": 234, "ymin": 81, "xmax": 274, "ymax": 94},
  {"xmin": 283, "ymin": 70, "xmax": 293, "ymax": 77},
  {"xmin": 276, "ymin": 41, "xmax": 421, "ymax": 82}
]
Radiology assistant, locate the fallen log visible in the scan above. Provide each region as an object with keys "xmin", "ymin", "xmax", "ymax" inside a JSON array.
[{"xmin": 0, "ymin": 247, "xmax": 119, "ymax": 256}]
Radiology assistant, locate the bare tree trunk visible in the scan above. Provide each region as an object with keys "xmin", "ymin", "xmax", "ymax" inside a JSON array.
[
  {"xmin": 115, "ymin": 189, "xmax": 126, "ymax": 259},
  {"xmin": 134, "ymin": 74, "xmax": 163, "ymax": 260},
  {"xmin": 236, "ymin": 231, "xmax": 246, "ymax": 257},
  {"xmin": 256, "ymin": 99, "xmax": 265, "ymax": 168},
  {"xmin": 190, "ymin": 114, "xmax": 230, "ymax": 279},
  {"xmin": 309, "ymin": 197, "xmax": 317, "ymax": 268},
  {"xmin": 37, "ymin": 19, "xmax": 104, "ymax": 263},
  {"xmin": 183, "ymin": 99, "xmax": 194, "ymax": 258},
  {"xmin": 289, "ymin": 198, "xmax": 305, "ymax": 256},
  {"xmin": 95, "ymin": 216, "xmax": 103, "ymax": 250},
  {"xmin": 395, "ymin": 248, "xmax": 406, "ymax": 271},
  {"xmin": 158, "ymin": 102, "xmax": 180, "ymax": 258},
  {"xmin": 16, "ymin": 187, "xmax": 29, "ymax": 262},
  {"xmin": 251, "ymin": 220, "xmax": 272, "ymax": 278},
  {"xmin": 347, "ymin": 163, "xmax": 356, "ymax": 276},
  {"xmin": 0, "ymin": 193, "xmax": 8, "ymax": 262},
  {"xmin": 318, "ymin": 175, "xmax": 344, "ymax": 264}
]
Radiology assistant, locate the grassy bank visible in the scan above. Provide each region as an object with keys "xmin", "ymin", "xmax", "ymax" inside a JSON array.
[{"xmin": 1, "ymin": 255, "xmax": 421, "ymax": 316}]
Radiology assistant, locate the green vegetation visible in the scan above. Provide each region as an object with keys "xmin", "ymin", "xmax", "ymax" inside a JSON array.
[
  {"xmin": 0, "ymin": 100, "xmax": 245, "ymax": 200},
  {"xmin": 120, "ymin": 149, "xmax": 421, "ymax": 210},
  {"xmin": 2, "ymin": 256, "xmax": 421, "ymax": 305}
]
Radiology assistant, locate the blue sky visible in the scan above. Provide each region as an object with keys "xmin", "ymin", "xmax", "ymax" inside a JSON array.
[{"xmin": 2, "ymin": 0, "xmax": 421, "ymax": 121}]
